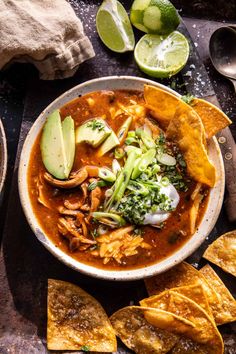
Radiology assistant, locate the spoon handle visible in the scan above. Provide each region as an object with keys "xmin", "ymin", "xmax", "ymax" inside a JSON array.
[
  {"xmin": 230, "ymin": 79, "xmax": 236, "ymax": 93},
  {"xmin": 205, "ymin": 95, "xmax": 236, "ymax": 222}
]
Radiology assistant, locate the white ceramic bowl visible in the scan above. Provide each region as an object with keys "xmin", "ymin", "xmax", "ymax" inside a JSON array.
[
  {"xmin": 0, "ymin": 119, "xmax": 7, "ymax": 204},
  {"xmin": 18, "ymin": 76, "xmax": 225, "ymax": 281}
]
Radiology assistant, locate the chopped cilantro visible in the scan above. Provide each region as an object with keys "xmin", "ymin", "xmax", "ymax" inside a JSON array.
[
  {"xmin": 181, "ymin": 94, "xmax": 195, "ymax": 105},
  {"xmin": 81, "ymin": 345, "xmax": 90, "ymax": 352},
  {"xmin": 86, "ymin": 119, "xmax": 105, "ymax": 131},
  {"xmin": 118, "ymin": 187, "xmax": 173, "ymax": 225}
]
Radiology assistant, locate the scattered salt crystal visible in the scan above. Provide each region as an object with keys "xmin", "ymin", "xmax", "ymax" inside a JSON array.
[
  {"xmin": 184, "ymin": 71, "xmax": 192, "ymax": 77},
  {"xmin": 192, "ymin": 24, "xmax": 196, "ymax": 28},
  {"xmin": 194, "ymin": 42, "xmax": 198, "ymax": 47},
  {"xmin": 190, "ymin": 64, "xmax": 196, "ymax": 69}
]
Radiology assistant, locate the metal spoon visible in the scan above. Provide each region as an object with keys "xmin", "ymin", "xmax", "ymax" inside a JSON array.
[{"xmin": 209, "ymin": 26, "xmax": 236, "ymax": 91}]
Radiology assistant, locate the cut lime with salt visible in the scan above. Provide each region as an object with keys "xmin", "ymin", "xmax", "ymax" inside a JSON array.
[
  {"xmin": 130, "ymin": 0, "xmax": 180, "ymax": 35},
  {"xmin": 96, "ymin": 0, "xmax": 135, "ymax": 53},
  {"xmin": 134, "ymin": 31, "xmax": 189, "ymax": 78}
]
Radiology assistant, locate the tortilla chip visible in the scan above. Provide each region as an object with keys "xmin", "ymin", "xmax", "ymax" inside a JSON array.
[
  {"xmin": 191, "ymin": 98, "xmax": 231, "ymax": 138},
  {"xmin": 170, "ymin": 337, "xmax": 218, "ymax": 354},
  {"xmin": 141, "ymin": 283, "xmax": 213, "ymax": 319},
  {"xmin": 166, "ymin": 105, "xmax": 216, "ymax": 187},
  {"xmin": 203, "ymin": 230, "xmax": 236, "ymax": 277},
  {"xmin": 110, "ymin": 306, "xmax": 179, "ymax": 354},
  {"xmin": 144, "ymin": 85, "xmax": 231, "ymax": 138},
  {"xmin": 141, "ymin": 291, "xmax": 223, "ymax": 354},
  {"xmin": 144, "ymin": 262, "xmax": 224, "ymax": 324},
  {"xmin": 144, "ymin": 85, "xmax": 180, "ymax": 129},
  {"xmin": 200, "ymin": 264, "xmax": 236, "ymax": 325},
  {"xmin": 47, "ymin": 279, "xmax": 117, "ymax": 351}
]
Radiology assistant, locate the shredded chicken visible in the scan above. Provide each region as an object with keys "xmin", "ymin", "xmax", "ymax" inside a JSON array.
[
  {"xmin": 191, "ymin": 183, "xmax": 202, "ymax": 201},
  {"xmin": 75, "ymin": 212, "xmax": 88, "ymax": 238},
  {"xmin": 64, "ymin": 200, "xmax": 81, "ymax": 210},
  {"xmin": 189, "ymin": 194, "xmax": 203, "ymax": 234},
  {"xmin": 57, "ymin": 217, "xmax": 95, "ymax": 245},
  {"xmin": 96, "ymin": 226, "xmax": 151, "ymax": 264},
  {"xmin": 90, "ymin": 186, "xmax": 102, "ymax": 213},
  {"xmin": 58, "ymin": 206, "xmax": 79, "ymax": 216},
  {"xmin": 44, "ymin": 166, "xmax": 99, "ymax": 189},
  {"xmin": 81, "ymin": 182, "xmax": 88, "ymax": 204},
  {"xmin": 36, "ymin": 174, "xmax": 52, "ymax": 209}
]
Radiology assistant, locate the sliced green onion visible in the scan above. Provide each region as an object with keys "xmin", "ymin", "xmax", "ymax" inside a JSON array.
[
  {"xmin": 131, "ymin": 148, "xmax": 156, "ymax": 179},
  {"xmin": 125, "ymin": 136, "xmax": 138, "ymax": 145},
  {"xmin": 88, "ymin": 180, "xmax": 98, "ymax": 191},
  {"xmin": 112, "ymin": 159, "xmax": 121, "ymax": 175},
  {"xmin": 92, "ymin": 212, "xmax": 126, "ymax": 227},
  {"xmin": 127, "ymin": 181, "xmax": 149, "ymax": 195},
  {"xmin": 161, "ymin": 177, "xmax": 170, "ymax": 186},
  {"xmin": 156, "ymin": 153, "xmax": 176, "ymax": 166},
  {"xmin": 127, "ymin": 130, "xmax": 136, "ymax": 138},
  {"xmin": 98, "ymin": 167, "xmax": 116, "ymax": 182},
  {"xmin": 105, "ymin": 148, "xmax": 142, "ymax": 210},
  {"xmin": 114, "ymin": 147, "xmax": 125, "ymax": 159},
  {"xmin": 152, "ymin": 164, "xmax": 161, "ymax": 174},
  {"xmin": 125, "ymin": 146, "xmax": 142, "ymax": 155},
  {"xmin": 136, "ymin": 128, "xmax": 156, "ymax": 149},
  {"xmin": 105, "ymin": 188, "xmax": 113, "ymax": 198}
]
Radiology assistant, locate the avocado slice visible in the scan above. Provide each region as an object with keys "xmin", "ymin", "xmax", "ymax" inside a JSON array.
[
  {"xmin": 97, "ymin": 131, "xmax": 120, "ymax": 156},
  {"xmin": 75, "ymin": 118, "xmax": 111, "ymax": 147},
  {"xmin": 41, "ymin": 110, "xmax": 68, "ymax": 179},
  {"xmin": 117, "ymin": 116, "xmax": 133, "ymax": 144},
  {"xmin": 62, "ymin": 116, "xmax": 75, "ymax": 175}
]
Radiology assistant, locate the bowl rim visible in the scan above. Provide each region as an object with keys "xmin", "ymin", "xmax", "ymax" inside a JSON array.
[
  {"xmin": 18, "ymin": 75, "xmax": 225, "ymax": 281},
  {"xmin": 0, "ymin": 119, "xmax": 7, "ymax": 197}
]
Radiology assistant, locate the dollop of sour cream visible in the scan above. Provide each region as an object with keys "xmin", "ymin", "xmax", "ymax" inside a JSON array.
[{"xmin": 143, "ymin": 184, "xmax": 180, "ymax": 225}]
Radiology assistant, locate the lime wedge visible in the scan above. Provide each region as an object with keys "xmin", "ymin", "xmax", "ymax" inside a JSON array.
[
  {"xmin": 96, "ymin": 0, "xmax": 135, "ymax": 53},
  {"xmin": 134, "ymin": 31, "xmax": 189, "ymax": 78}
]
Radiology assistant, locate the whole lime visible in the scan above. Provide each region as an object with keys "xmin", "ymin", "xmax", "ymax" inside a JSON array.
[{"xmin": 130, "ymin": 0, "xmax": 180, "ymax": 35}]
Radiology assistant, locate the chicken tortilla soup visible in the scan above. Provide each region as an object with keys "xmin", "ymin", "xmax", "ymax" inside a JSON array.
[{"xmin": 28, "ymin": 86, "xmax": 217, "ymax": 270}]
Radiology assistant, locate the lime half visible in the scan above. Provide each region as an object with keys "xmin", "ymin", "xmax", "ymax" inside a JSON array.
[
  {"xmin": 134, "ymin": 31, "xmax": 189, "ymax": 78},
  {"xmin": 96, "ymin": 0, "xmax": 135, "ymax": 53}
]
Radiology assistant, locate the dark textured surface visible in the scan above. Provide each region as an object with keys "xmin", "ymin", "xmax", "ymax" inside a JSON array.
[{"xmin": 0, "ymin": 1, "xmax": 236, "ymax": 353}]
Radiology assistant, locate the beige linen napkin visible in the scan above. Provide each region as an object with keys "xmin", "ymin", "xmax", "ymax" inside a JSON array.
[{"xmin": 0, "ymin": 0, "xmax": 95, "ymax": 79}]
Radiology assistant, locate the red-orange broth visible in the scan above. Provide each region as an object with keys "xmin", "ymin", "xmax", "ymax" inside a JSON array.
[{"xmin": 28, "ymin": 90, "xmax": 209, "ymax": 270}]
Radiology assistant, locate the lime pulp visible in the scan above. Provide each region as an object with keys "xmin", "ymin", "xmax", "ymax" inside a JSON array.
[
  {"xmin": 96, "ymin": 0, "xmax": 135, "ymax": 53},
  {"xmin": 134, "ymin": 31, "xmax": 190, "ymax": 78}
]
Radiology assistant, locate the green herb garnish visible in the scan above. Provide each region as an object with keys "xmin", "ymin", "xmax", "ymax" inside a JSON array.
[
  {"xmin": 86, "ymin": 119, "xmax": 105, "ymax": 131},
  {"xmin": 181, "ymin": 94, "xmax": 195, "ymax": 105},
  {"xmin": 81, "ymin": 345, "xmax": 91, "ymax": 352}
]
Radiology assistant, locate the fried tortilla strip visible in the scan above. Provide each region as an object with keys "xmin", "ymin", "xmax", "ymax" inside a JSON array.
[
  {"xmin": 110, "ymin": 306, "xmax": 180, "ymax": 354},
  {"xmin": 200, "ymin": 264, "xmax": 236, "ymax": 325},
  {"xmin": 203, "ymin": 230, "xmax": 236, "ymax": 277},
  {"xmin": 191, "ymin": 98, "xmax": 231, "ymax": 138},
  {"xmin": 141, "ymin": 282, "xmax": 213, "ymax": 319},
  {"xmin": 144, "ymin": 85, "xmax": 180, "ymax": 129},
  {"xmin": 144, "ymin": 262, "xmax": 223, "ymax": 324},
  {"xmin": 166, "ymin": 105, "xmax": 216, "ymax": 187},
  {"xmin": 142, "ymin": 291, "xmax": 223, "ymax": 354},
  {"xmin": 144, "ymin": 85, "xmax": 231, "ymax": 138},
  {"xmin": 47, "ymin": 279, "xmax": 117, "ymax": 351}
]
